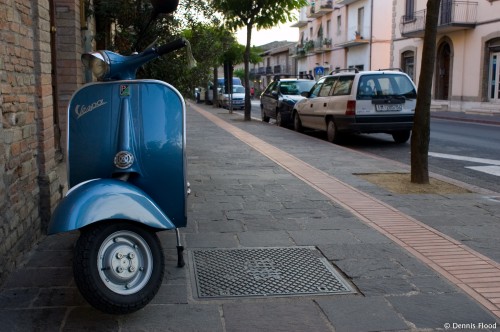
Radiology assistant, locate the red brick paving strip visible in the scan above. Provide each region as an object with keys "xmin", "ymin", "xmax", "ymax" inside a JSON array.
[{"xmin": 191, "ymin": 103, "xmax": 500, "ymax": 319}]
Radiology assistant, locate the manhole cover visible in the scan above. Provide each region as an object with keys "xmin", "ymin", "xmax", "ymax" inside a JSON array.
[{"xmin": 190, "ymin": 246, "xmax": 355, "ymax": 298}]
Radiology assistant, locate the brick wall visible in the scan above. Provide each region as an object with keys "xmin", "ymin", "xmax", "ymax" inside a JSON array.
[{"xmin": 0, "ymin": 0, "xmax": 83, "ymax": 286}]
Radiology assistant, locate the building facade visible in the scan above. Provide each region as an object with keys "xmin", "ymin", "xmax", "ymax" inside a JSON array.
[
  {"xmin": 249, "ymin": 41, "xmax": 299, "ymax": 93},
  {"xmin": 290, "ymin": 0, "xmax": 500, "ymax": 113},
  {"xmin": 0, "ymin": 0, "xmax": 86, "ymax": 285},
  {"xmin": 393, "ymin": 0, "xmax": 500, "ymax": 112},
  {"xmin": 291, "ymin": 0, "xmax": 393, "ymax": 80}
]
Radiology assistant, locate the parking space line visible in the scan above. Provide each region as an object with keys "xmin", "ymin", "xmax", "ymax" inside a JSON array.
[{"xmin": 190, "ymin": 102, "xmax": 500, "ymax": 318}]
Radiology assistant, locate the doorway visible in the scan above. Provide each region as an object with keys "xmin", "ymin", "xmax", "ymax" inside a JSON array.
[
  {"xmin": 489, "ymin": 52, "xmax": 500, "ymax": 101},
  {"xmin": 436, "ymin": 42, "xmax": 451, "ymax": 100}
]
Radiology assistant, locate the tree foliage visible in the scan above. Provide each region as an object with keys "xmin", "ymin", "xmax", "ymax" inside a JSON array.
[
  {"xmin": 211, "ymin": 0, "xmax": 308, "ymax": 120},
  {"xmin": 411, "ymin": 0, "xmax": 442, "ymax": 184},
  {"xmin": 90, "ymin": 0, "xmax": 232, "ymax": 96}
]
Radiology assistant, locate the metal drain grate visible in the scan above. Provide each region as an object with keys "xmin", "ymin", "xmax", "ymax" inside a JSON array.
[{"xmin": 190, "ymin": 246, "xmax": 355, "ymax": 298}]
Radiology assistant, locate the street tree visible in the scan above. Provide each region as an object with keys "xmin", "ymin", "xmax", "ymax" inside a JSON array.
[
  {"xmin": 411, "ymin": 0, "xmax": 442, "ymax": 184},
  {"xmin": 211, "ymin": 0, "xmax": 308, "ymax": 120}
]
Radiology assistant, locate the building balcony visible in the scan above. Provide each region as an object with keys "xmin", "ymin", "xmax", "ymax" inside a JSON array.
[
  {"xmin": 290, "ymin": 45, "xmax": 307, "ymax": 58},
  {"xmin": 273, "ymin": 65, "xmax": 291, "ymax": 74},
  {"xmin": 334, "ymin": 29, "xmax": 369, "ymax": 49},
  {"xmin": 312, "ymin": 38, "xmax": 334, "ymax": 53},
  {"xmin": 400, "ymin": 1, "xmax": 477, "ymax": 38},
  {"xmin": 335, "ymin": 0, "xmax": 358, "ymax": 5},
  {"xmin": 291, "ymin": 7, "xmax": 310, "ymax": 27},
  {"xmin": 315, "ymin": 0, "xmax": 334, "ymax": 15},
  {"xmin": 306, "ymin": 2, "xmax": 321, "ymax": 18},
  {"xmin": 303, "ymin": 40, "xmax": 316, "ymax": 54},
  {"xmin": 307, "ymin": 0, "xmax": 336, "ymax": 18}
]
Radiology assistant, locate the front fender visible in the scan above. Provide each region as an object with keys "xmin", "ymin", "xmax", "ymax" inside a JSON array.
[{"xmin": 48, "ymin": 179, "xmax": 176, "ymax": 234}]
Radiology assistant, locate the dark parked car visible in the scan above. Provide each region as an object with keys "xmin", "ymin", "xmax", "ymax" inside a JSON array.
[{"xmin": 260, "ymin": 78, "xmax": 315, "ymax": 126}]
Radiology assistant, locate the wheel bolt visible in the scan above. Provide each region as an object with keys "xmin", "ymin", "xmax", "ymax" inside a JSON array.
[
  {"xmin": 129, "ymin": 266, "xmax": 135, "ymax": 272},
  {"xmin": 116, "ymin": 266, "xmax": 123, "ymax": 273},
  {"xmin": 128, "ymin": 252, "xmax": 135, "ymax": 259},
  {"xmin": 116, "ymin": 252, "xmax": 123, "ymax": 259}
]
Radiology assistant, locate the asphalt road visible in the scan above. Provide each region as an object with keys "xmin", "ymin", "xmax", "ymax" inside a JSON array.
[
  {"xmin": 247, "ymin": 101, "xmax": 500, "ymax": 193},
  {"xmin": 340, "ymin": 119, "xmax": 500, "ymax": 194}
]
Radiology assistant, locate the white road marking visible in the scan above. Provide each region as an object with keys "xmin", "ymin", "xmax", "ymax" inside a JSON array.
[
  {"xmin": 428, "ymin": 152, "xmax": 500, "ymax": 166},
  {"xmin": 466, "ymin": 166, "xmax": 500, "ymax": 176},
  {"xmin": 429, "ymin": 152, "xmax": 500, "ymax": 176}
]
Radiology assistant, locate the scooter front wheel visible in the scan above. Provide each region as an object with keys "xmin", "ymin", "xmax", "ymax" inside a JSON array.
[{"xmin": 73, "ymin": 221, "xmax": 164, "ymax": 314}]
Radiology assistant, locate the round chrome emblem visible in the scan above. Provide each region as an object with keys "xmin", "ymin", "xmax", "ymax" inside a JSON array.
[{"xmin": 114, "ymin": 151, "xmax": 134, "ymax": 169}]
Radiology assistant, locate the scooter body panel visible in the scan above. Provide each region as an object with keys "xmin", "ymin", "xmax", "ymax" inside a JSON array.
[
  {"xmin": 65, "ymin": 79, "xmax": 187, "ymax": 227},
  {"xmin": 48, "ymin": 178, "xmax": 176, "ymax": 234}
]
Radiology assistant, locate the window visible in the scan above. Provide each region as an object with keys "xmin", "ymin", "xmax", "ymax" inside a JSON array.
[
  {"xmin": 309, "ymin": 77, "xmax": 326, "ymax": 98},
  {"xmin": 337, "ymin": 15, "xmax": 341, "ymax": 35},
  {"xmin": 357, "ymin": 74, "xmax": 416, "ymax": 99},
  {"xmin": 357, "ymin": 7, "xmax": 364, "ymax": 37},
  {"xmin": 319, "ymin": 78, "xmax": 336, "ymax": 97},
  {"xmin": 402, "ymin": 51, "xmax": 415, "ymax": 81},
  {"xmin": 405, "ymin": 0, "xmax": 415, "ymax": 21},
  {"xmin": 333, "ymin": 76, "xmax": 354, "ymax": 96}
]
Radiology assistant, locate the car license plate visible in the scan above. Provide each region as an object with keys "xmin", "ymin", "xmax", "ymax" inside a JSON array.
[{"xmin": 376, "ymin": 104, "xmax": 402, "ymax": 112}]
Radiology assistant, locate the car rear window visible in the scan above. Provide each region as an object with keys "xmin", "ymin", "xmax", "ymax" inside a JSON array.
[
  {"xmin": 280, "ymin": 81, "xmax": 315, "ymax": 95},
  {"xmin": 357, "ymin": 74, "xmax": 416, "ymax": 100}
]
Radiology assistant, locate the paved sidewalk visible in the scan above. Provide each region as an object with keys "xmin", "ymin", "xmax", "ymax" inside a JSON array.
[
  {"xmin": 0, "ymin": 101, "xmax": 499, "ymax": 331},
  {"xmin": 431, "ymin": 110, "xmax": 500, "ymax": 126}
]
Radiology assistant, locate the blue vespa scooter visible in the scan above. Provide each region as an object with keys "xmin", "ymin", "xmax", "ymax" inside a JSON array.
[{"xmin": 48, "ymin": 0, "xmax": 191, "ymax": 314}]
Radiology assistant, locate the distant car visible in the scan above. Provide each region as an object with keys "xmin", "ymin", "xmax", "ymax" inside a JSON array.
[
  {"xmin": 260, "ymin": 78, "xmax": 315, "ymax": 127},
  {"xmin": 220, "ymin": 85, "xmax": 246, "ymax": 110},
  {"xmin": 293, "ymin": 69, "xmax": 417, "ymax": 143}
]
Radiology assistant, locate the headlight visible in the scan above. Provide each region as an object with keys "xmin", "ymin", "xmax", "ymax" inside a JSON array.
[{"xmin": 81, "ymin": 52, "xmax": 109, "ymax": 80}]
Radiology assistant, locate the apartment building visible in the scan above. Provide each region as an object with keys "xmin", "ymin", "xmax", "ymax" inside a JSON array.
[
  {"xmin": 291, "ymin": 0, "xmax": 392, "ymax": 79},
  {"xmin": 393, "ymin": 0, "xmax": 500, "ymax": 112},
  {"xmin": 288, "ymin": 0, "xmax": 500, "ymax": 112},
  {"xmin": 248, "ymin": 41, "xmax": 299, "ymax": 93}
]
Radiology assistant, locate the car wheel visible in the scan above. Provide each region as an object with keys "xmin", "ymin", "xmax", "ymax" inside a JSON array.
[
  {"xmin": 392, "ymin": 130, "xmax": 411, "ymax": 144},
  {"xmin": 327, "ymin": 119, "xmax": 340, "ymax": 143},
  {"xmin": 293, "ymin": 112, "xmax": 303, "ymax": 132},
  {"xmin": 261, "ymin": 107, "xmax": 270, "ymax": 122},
  {"xmin": 73, "ymin": 221, "xmax": 164, "ymax": 314}
]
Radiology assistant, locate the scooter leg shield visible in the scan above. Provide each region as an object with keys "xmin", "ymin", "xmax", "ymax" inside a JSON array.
[{"xmin": 48, "ymin": 178, "xmax": 176, "ymax": 234}]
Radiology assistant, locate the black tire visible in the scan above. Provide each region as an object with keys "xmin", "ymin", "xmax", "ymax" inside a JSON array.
[
  {"xmin": 293, "ymin": 112, "xmax": 303, "ymax": 132},
  {"xmin": 392, "ymin": 130, "xmax": 411, "ymax": 144},
  {"xmin": 327, "ymin": 119, "xmax": 340, "ymax": 143},
  {"xmin": 261, "ymin": 107, "xmax": 270, "ymax": 122},
  {"xmin": 73, "ymin": 221, "xmax": 164, "ymax": 314}
]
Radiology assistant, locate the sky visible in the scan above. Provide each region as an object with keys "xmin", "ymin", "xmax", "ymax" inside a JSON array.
[{"xmin": 235, "ymin": 24, "xmax": 299, "ymax": 46}]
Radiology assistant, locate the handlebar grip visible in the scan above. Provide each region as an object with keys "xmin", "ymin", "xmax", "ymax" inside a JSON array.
[{"xmin": 156, "ymin": 38, "xmax": 187, "ymax": 56}]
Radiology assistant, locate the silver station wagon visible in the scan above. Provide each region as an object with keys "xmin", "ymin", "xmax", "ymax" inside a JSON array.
[{"xmin": 292, "ymin": 69, "xmax": 417, "ymax": 144}]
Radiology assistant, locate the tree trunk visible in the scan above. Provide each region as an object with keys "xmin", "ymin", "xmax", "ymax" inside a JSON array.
[
  {"xmin": 411, "ymin": 0, "xmax": 441, "ymax": 184},
  {"xmin": 243, "ymin": 23, "xmax": 253, "ymax": 121},
  {"xmin": 213, "ymin": 66, "xmax": 219, "ymax": 108}
]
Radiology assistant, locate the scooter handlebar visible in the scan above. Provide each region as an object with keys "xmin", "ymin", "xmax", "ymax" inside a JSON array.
[{"xmin": 156, "ymin": 38, "xmax": 187, "ymax": 56}]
